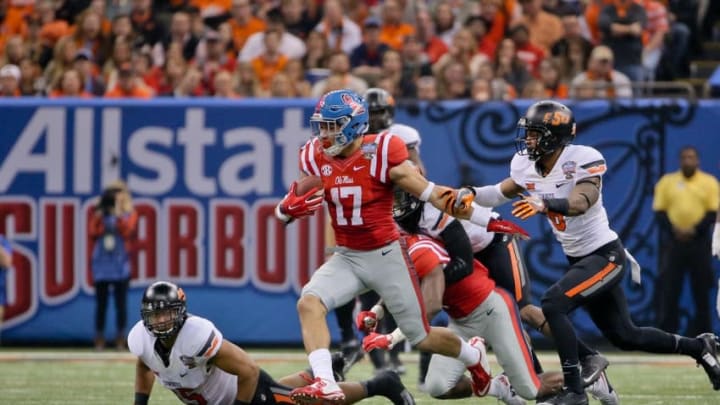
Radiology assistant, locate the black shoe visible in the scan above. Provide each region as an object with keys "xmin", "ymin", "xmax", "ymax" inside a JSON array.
[
  {"xmin": 331, "ymin": 351, "xmax": 346, "ymax": 382},
  {"xmin": 537, "ymin": 388, "xmax": 588, "ymax": 405},
  {"xmin": 340, "ymin": 339, "xmax": 363, "ymax": 375},
  {"xmin": 580, "ymin": 353, "xmax": 609, "ymax": 387},
  {"xmin": 695, "ymin": 333, "xmax": 720, "ymax": 390},
  {"xmin": 372, "ymin": 370, "xmax": 415, "ymax": 405}
]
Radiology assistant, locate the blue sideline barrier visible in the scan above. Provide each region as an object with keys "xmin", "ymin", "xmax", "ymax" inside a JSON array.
[{"xmin": 0, "ymin": 98, "xmax": 718, "ymax": 344}]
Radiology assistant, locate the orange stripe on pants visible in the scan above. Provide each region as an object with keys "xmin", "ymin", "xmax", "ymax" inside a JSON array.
[
  {"xmin": 564, "ymin": 262, "xmax": 617, "ymax": 298},
  {"xmin": 506, "ymin": 239, "xmax": 522, "ymax": 301}
]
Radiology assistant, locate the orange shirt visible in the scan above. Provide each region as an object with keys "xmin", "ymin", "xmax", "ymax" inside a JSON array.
[
  {"xmin": 105, "ymin": 84, "xmax": 154, "ymax": 98},
  {"xmin": 228, "ymin": 17, "xmax": 266, "ymax": 51},
  {"xmin": 485, "ymin": 11, "xmax": 508, "ymax": 48},
  {"xmin": 518, "ymin": 11, "xmax": 564, "ymax": 53},
  {"xmin": 545, "ymin": 83, "xmax": 569, "ymax": 99},
  {"xmin": 191, "ymin": 0, "xmax": 232, "ymax": 14},
  {"xmin": 379, "ymin": 23, "xmax": 415, "ymax": 50},
  {"xmin": 585, "ymin": 0, "xmax": 614, "ymax": 44},
  {"xmin": 251, "ymin": 54, "xmax": 288, "ymax": 90}
]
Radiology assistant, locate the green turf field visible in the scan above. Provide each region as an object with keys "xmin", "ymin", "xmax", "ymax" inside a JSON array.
[{"xmin": 0, "ymin": 349, "xmax": 718, "ymax": 404}]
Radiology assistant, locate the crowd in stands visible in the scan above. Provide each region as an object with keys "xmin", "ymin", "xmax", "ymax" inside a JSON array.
[{"xmin": 0, "ymin": 0, "xmax": 717, "ymax": 100}]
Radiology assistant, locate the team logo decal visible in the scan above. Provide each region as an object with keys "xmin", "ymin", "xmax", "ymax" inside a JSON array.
[
  {"xmin": 562, "ymin": 161, "xmax": 577, "ymax": 179},
  {"xmin": 180, "ymin": 355, "xmax": 198, "ymax": 368},
  {"xmin": 361, "ymin": 143, "xmax": 377, "ymax": 160},
  {"xmin": 341, "ymin": 93, "xmax": 366, "ymax": 114},
  {"xmin": 321, "ymin": 165, "xmax": 332, "ymax": 176}
]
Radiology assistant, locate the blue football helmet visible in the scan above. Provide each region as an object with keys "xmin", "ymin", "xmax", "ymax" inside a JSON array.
[{"xmin": 310, "ymin": 89, "xmax": 369, "ymax": 156}]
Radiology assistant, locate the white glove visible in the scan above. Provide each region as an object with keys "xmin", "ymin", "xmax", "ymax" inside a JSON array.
[{"xmin": 712, "ymin": 223, "xmax": 720, "ymax": 259}]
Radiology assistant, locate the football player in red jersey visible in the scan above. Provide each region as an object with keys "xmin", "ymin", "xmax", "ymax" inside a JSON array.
[{"xmin": 275, "ymin": 89, "xmax": 491, "ymax": 404}]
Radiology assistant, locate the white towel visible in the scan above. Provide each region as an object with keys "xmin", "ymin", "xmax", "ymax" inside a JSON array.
[{"xmin": 625, "ymin": 249, "xmax": 642, "ymax": 285}]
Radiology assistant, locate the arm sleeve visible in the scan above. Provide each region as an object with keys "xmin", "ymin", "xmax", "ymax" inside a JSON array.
[
  {"xmin": 576, "ymin": 148, "xmax": 607, "ymax": 181},
  {"xmin": 438, "ymin": 220, "xmax": 474, "ymax": 286}
]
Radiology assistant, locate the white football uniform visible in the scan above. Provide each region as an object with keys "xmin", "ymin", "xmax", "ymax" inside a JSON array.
[
  {"xmin": 389, "ymin": 123, "xmax": 421, "ymax": 151},
  {"xmin": 510, "ymin": 144, "xmax": 618, "ymax": 257},
  {"xmin": 416, "ymin": 203, "xmax": 496, "ymax": 252},
  {"xmin": 128, "ymin": 317, "xmax": 237, "ymax": 405}
]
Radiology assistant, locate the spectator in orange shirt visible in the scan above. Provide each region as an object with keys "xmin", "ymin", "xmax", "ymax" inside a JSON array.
[
  {"xmin": 515, "ymin": 0, "xmax": 563, "ymax": 53},
  {"xmin": 479, "ymin": 0, "xmax": 509, "ymax": 48},
  {"xmin": 378, "ymin": 0, "xmax": 415, "ymax": 50},
  {"xmin": 105, "ymin": 62, "xmax": 153, "ymax": 98},
  {"xmin": 250, "ymin": 29, "xmax": 288, "ymax": 91},
  {"xmin": 0, "ymin": 0, "xmax": 29, "ymax": 55},
  {"xmin": 228, "ymin": 0, "xmax": 266, "ymax": 52},
  {"xmin": 49, "ymin": 68, "xmax": 93, "ymax": 98},
  {"xmin": 0, "ymin": 63, "xmax": 21, "ymax": 96}
]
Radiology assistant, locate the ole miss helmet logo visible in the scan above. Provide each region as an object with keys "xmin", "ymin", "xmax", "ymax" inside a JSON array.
[{"xmin": 341, "ymin": 93, "xmax": 365, "ymax": 115}]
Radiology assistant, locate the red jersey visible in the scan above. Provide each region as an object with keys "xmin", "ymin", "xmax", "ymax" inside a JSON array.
[
  {"xmin": 299, "ymin": 132, "xmax": 409, "ymax": 250},
  {"xmin": 405, "ymin": 234, "xmax": 494, "ymax": 319}
]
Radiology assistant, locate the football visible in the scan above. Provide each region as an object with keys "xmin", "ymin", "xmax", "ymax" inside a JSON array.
[{"xmin": 294, "ymin": 175, "xmax": 324, "ymax": 196}]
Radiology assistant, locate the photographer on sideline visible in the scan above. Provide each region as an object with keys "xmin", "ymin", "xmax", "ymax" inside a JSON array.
[{"xmin": 89, "ymin": 180, "xmax": 138, "ymax": 351}]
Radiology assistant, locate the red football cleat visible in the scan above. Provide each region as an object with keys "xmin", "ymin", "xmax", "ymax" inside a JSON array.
[
  {"xmin": 290, "ymin": 377, "xmax": 345, "ymax": 404},
  {"xmin": 466, "ymin": 336, "xmax": 492, "ymax": 397}
]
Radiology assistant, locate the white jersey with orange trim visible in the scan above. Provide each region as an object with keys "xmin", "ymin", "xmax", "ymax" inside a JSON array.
[
  {"xmin": 416, "ymin": 203, "xmax": 496, "ymax": 252},
  {"xmin": 128, "ymin": 317, "xmax": 236, "ymax": 405},
  {"xmin": 389, "ymin": 123, "xmax": 421, "ymax": 150},
  {"xmin": 510, "ymin": 144, "xmax": 618, "ymax": 257}
]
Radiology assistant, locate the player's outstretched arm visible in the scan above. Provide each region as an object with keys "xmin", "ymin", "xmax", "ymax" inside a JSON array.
[
  {"xmin": 133, "ymin": 359, "xmax": 155, "ymax": 405},
  {"xmin": 211, "ymin": 340, "xmax": 261, "ymax": 403},
  {"xmin": 457, "ymin": 178, "xmax": 524, "ymax": 208},
  {"xmin": 512, "ymin": 177, "xmax": 601, "ymax": 219}
]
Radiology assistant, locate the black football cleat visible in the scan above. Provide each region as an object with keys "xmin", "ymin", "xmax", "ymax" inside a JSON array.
[
  {"xmin": 372, "ymin": 369, "xmax": 415, "ymax": 405},
  {"xmin": 332, "ymin": 351, "xmax": 346, "ymax": 382},
  {"xmin": 696, "ymin": 333, "xmax": 720, "ymax": 390},
  {"xmin": 580, "ymin": 353, "xmax": 609, "ymax": 387},
  {"xmin": 536, "ymin": 388, "xmax": 589, "ymax": 405}
]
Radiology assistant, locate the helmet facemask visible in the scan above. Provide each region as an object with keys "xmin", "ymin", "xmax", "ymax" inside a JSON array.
[
  {"xmin": 311, "ymin": 113, "xmax": 354, "ymax": 156},
  {"xmin": 141, "ymin": 298, "xmax": 186, "ymax": 339},
  {"xmin": 392, "ymin": 188, "xmax": 423, "ymax": 233},
  {"xmin": 368, "ymin": 107, "xmax": 393, "ymax": 133},
  {"xmin": 516, "ymin": 118, "xmax": 558, "ymax": 161}
]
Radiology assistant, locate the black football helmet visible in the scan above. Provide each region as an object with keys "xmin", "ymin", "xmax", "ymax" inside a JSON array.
[
  {"xmin": 364, "ymin": 88, "xmax": 396, "ymax": 133},
  {"xmin": 393, "ymin": 187, "xmax": 423, "ymax": 234},
  {"xmin": 516, "ymin": 100, "xmax": 576, "ymax": 161},
  {"xmin": 141, "ymin": 281, "xmax": 187, "ymax": 339}
]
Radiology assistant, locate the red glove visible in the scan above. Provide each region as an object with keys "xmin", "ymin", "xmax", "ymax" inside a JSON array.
[
  {"xmin": 278, "ymin": 182, "xmax": 323, "ymax": 219},
  {"xmin": 355, "ymin": 310, "xmax": 378, "ymax": 333},
  {"xmin": 362, "ymin": 332, "xmax": 393, "ymax": 351},
  {"xmin": 487, "ymin": 218, "xmax": 530, "ymax": 240}
]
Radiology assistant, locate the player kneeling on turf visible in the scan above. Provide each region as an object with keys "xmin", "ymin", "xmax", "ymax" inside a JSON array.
[{"xmin": 129, "ymin": 281, "xmax": 415, "ymax": 405}]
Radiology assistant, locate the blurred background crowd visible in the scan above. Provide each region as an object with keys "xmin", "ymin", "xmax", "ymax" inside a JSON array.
[{"xmin": 0, "ymin": 0, "xmax": 718, "ymax": 101}]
